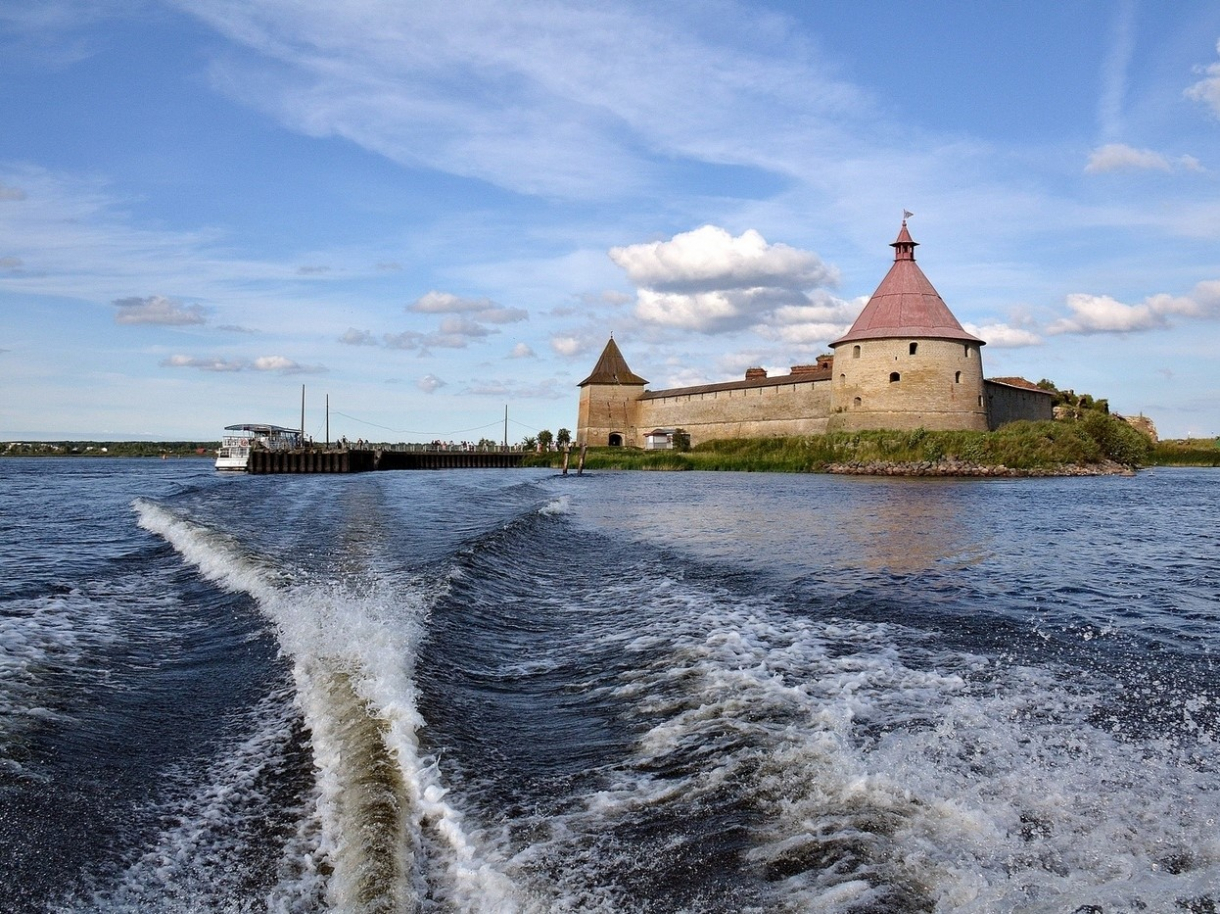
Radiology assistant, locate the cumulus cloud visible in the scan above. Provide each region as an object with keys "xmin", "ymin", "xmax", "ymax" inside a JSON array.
[
  {"xmin": 417, "ymin": 374, "xmax": 445, "ymax": 393},
  {"xmin": 1046, "ymin": 291, "xmax": 1203, "ymax": 335},
  {"xmin": 0, "ymin": 256, "xmax": 22, "ymax": 270},
  {"xmin": 612, "ymin": 225, "xmax": 833, "ymax": 292},
  {"xmin": 162, "ymin": 353, "xmax": 326, "ymax": 373},
  {"xmin": 508, "ymin": 342, "xmax": 536, "ymax": 358},
  {"xmin": 550, "ymin": 334, "xmax": 590, "ymax": 357},
  {"xmin": 611, "ymin": 226, "xmax": 837, "ymax": 333},
  {"xmin": 113, "ymin": 294, "xmax": 207, "ymax": 326},
  {"xmin": 755, "ymin": 293, "xmax": 865, "ymax": 345},
  {"xmin": 395, "ymin": 290, "xmax": 528, "ymax": 349},
  {"xmin": 1186, "ymin": 39, "xmax": 1220, "ymax": 118},
  {"xmin": 408, "ymin": 290, "xmax": 527, "ymax": 323},
  {"xmin": 0, "ymin": 183, "xmax": 26, "ymax": 201},
  {"xmin": 339, "ymin": 327, "xmax": 378, "ymax": 345},
  {"xmin": 296, "ymin": 264, "xmax": 329, "ymax": 275},
  {"xmin": 962, "ymin": 322, "xmax": 1043, "ymax": 348},
  {"xmin": 161, "ymin": 354, "xmax": 246, "ymax": 372}
]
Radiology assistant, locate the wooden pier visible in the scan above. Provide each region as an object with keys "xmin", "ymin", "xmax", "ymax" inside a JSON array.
[{"xmin": 246, "ymin": 447, "xmax": 526, "ymax": 474}]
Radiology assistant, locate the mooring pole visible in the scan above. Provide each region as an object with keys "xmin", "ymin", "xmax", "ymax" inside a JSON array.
[
  {"xmin": 561, "ymin": 445, "xmax": 570, "ymax": 476},
  {"xmin": 577, "ymin": 444, "xmax": 587, "ymax": 475},
  {"xmin": 300, "ymin": 384, "xmax": 306, "ymax": 447},
  {"xmin": 325, "ymin": 394, "xmax": 330, "ymax": 447}
]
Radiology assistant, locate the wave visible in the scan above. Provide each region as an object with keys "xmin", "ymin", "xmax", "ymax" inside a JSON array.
[{"xmin": 131, "ymin": 499, "xmax": 520, "ymax": 913}]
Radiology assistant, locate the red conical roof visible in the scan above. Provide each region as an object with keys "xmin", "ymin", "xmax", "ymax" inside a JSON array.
[
  {"xmin": 577, "ymin": 336, "xmax": 649, "ymax": 387},
  {"xmin": 832, "ymin": 221, "xmax": 983, "ymax": 347}
]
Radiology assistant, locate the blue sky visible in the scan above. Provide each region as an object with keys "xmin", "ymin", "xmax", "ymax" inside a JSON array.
[{"xmin": 3, "ymin": 0, "xmax": 1220, "ymax": 442}]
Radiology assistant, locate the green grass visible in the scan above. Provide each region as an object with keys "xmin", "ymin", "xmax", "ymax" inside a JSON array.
[
  {"xmin": 1149, "ymin": 438, "xmax": 1220, "ymax": 467},
  {"xmin": 529, "ymin": 415, "xmax": 1162, "ymax": 474}
]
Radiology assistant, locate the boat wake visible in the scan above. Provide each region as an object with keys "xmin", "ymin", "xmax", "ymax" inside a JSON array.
[{"xmin": 130, "ymin": 499, "xmax": 519, "ymax": 913}]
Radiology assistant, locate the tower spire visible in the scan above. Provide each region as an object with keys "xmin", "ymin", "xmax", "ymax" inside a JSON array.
[{"xmin": 891, "ymin": 216, "xmax": 918, "ymax": 262}]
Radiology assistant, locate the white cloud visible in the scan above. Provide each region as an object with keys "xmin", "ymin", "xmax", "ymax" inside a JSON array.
[
  {"xmin": 410, "ymin": 291, "xmax": 494, "ymax": 314},
  {"xmin": 1085, "ymin": 143, "xmax": 1171, "ymax": 174},
  {"xmin": 162, "ymin": 353, "xmax": 326, "ymax": 373},
  {"xmin": 962, "ymin": 322, "xmax": 1043, "ymax": 348},
  {"xmin": 613, "ymin": 225, "xmax": 837, "ymax": 333},
  {"xmin": 161, "ymin": 354, "xmax": 245, "ymax": 372},
  {"xmin": 550, "ymin": 335, "xmax": 588, "ymax": 357},
  {"xmin": 181, "ymin": 2, "xmax": 864, "ymax": 200},
  {"xmin": 409, "ymin": 291, "xmax": 527, "ymax": 322},
  {"xmin": 611, "ymin": 225, "xmax": 834, "ymax": 293},
  {"xmin": 508, "ymin": 342, "xmax": 536, "ymax": 358},
  {"xmin": 1047, "ymin": 292, "xmax": 1190, "ymax": 335},
  {"xmin": 417, "ymin": 374, "xmax": 445, "ymax": 394},
  {"xmin": 113, "ymin": 294, "xmax": 206, "ymax": 326},
  {"xmin": 397, "ymin": 290, "xmax": 528, "ymax": 349},
  {"xmin": 339, "ymin": 327, "xmax": 377, "ymax": 345},
  {"xmin": 0, "ymin": 183, "xmax": 27, "ymax": 201},
  {"xmin": 1186, "ymin": 39, "xmax": 1220, "ymax": 118},
  {"xmin": 754, "ymin": 293, "xmax": 864, "ymax": 345}
]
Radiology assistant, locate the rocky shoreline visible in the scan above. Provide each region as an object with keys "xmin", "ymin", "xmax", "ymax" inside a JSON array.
[{"xmin": 823, "ymin": 458, "xmax": 1136, "ymax": 477}]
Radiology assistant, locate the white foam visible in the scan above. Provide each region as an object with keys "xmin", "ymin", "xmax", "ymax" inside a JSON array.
[
  {"xmin": 132, "ymin": 499, "xmax": 522, "ymax": 912},
  {"xmin": 481, "ymin": 572, "xmax": 1220, "ymax": 912},
  {"xmin": 538, "ymin": 495, "xmax": 571, "ymax": 517}
]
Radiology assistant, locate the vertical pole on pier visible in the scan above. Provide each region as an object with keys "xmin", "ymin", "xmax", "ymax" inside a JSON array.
[
  {"xmin": 503, "ymin": 404, "xmax": 508, "ymax": 448},
  {"xmin": 325, "ymin": 394, "xmax": 330, "ymax": 447},
  {"xmin": 300, "ymin": 384, "xmax": 306, "ymax": 447}
]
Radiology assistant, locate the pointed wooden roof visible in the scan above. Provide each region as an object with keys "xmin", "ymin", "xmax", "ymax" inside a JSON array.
[
  {"xmin": 578, "ymin": 336, "xmax": 649, "ymax": 387},
  {"xmin": 832, "ymin": 220, "xmax": 983, "ymax": 347}
]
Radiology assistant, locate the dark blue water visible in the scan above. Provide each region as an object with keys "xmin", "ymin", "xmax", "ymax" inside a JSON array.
[{"xmin": 1, "ymin": 459, "xmax": 1218, "ymax": 913}]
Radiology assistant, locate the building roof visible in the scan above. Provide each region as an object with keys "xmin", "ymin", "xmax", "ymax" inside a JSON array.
[
  {"xmin": 986, "ymin": 376, "xmax": 1053, "ymax": 394},
  {"xmin": 639, "ymin": 365, "xmax": 831, "ymax": 400},
  {"xmin": 832, "ymin": 220, "xmax": 983, "ymax": 347},
  {"xmin": 577, "ymin": 336, "xmax": 649, "ymax": 387}
]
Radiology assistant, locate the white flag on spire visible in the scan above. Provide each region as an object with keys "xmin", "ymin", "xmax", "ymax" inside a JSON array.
[{"xmin": 903, "ymin": 209, "xmax": 914, "ymax": 219}]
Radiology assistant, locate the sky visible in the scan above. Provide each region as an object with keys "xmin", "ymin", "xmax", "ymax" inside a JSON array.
[{"xmin": 2, "ymin": 0, "xmax": 1220, "ymax": 443}]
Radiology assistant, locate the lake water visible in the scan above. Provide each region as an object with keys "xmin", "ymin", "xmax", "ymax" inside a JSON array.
[{"xmin": 1, "ymin": 459, "xmax": 1217, "ymax": 913}]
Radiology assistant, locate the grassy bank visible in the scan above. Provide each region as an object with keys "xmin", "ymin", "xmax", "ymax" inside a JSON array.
[
  {"xmin": 1149, "ymin": 438, "xmax": 1220, "ymax": 466},
  {"xmin": 526, "ymin": 414, "xmax": 1158, "ymax": 474}
]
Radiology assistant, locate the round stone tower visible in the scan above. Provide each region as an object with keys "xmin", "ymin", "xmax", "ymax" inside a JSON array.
[{"xmin": 827, "ymin": 220, "xmax": 988, "ymax": 432}]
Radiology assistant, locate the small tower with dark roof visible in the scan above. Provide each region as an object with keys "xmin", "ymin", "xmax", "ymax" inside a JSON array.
[
  {"xmin": 827, "ymin": 220, "xmax": 989, "ymax": 432},
  {"xmin": 576, "ymin": 336, "xmax": 649, "ymax": 446}
]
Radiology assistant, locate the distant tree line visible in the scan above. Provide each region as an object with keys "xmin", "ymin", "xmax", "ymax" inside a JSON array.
[{"xmin": 2, "ymin": 441, "xmax": 216, "ymax": 458}]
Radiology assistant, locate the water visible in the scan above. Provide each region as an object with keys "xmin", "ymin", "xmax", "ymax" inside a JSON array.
[{"xmin": 1, "ymin": 459, "xmax": 1218, "ymax": 913}]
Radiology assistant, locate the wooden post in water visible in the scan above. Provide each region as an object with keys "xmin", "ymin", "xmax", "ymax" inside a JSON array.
[
  {"xmin": 561, "ymin": 446, "xmax": 570, "ymax": 476},
  {"xmin": 577, "ymin": 444, "xmax": 587, "ymax": 475}
]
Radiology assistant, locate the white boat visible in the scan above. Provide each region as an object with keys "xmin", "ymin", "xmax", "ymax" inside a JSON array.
[{"xmin": 215, "ymin": 423, "xmax": 302, "ymax": 471}]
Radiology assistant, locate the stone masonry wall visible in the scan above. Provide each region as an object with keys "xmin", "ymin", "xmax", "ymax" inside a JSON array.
[
  {"xmin": 827, "ymin": 337, "xmax": 988, "ymax": 432},
  {"xmin": 634, "ymin": 380, "xmax": 832, "ymax": 446},
  {"xmin": 985, "ymin": 382, "xmax": 1054, "ymax": 429}
]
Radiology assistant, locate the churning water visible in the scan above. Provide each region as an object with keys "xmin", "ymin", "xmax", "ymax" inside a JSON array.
[{"xmin": 1, "ymin": 459, "xmax": 1217, "ymax": 913}]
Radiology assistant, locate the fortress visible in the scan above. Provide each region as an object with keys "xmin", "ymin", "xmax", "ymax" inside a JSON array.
[{"xmin": 576, "ymin": 220, "xmax": 1053, "ymax": 448}]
